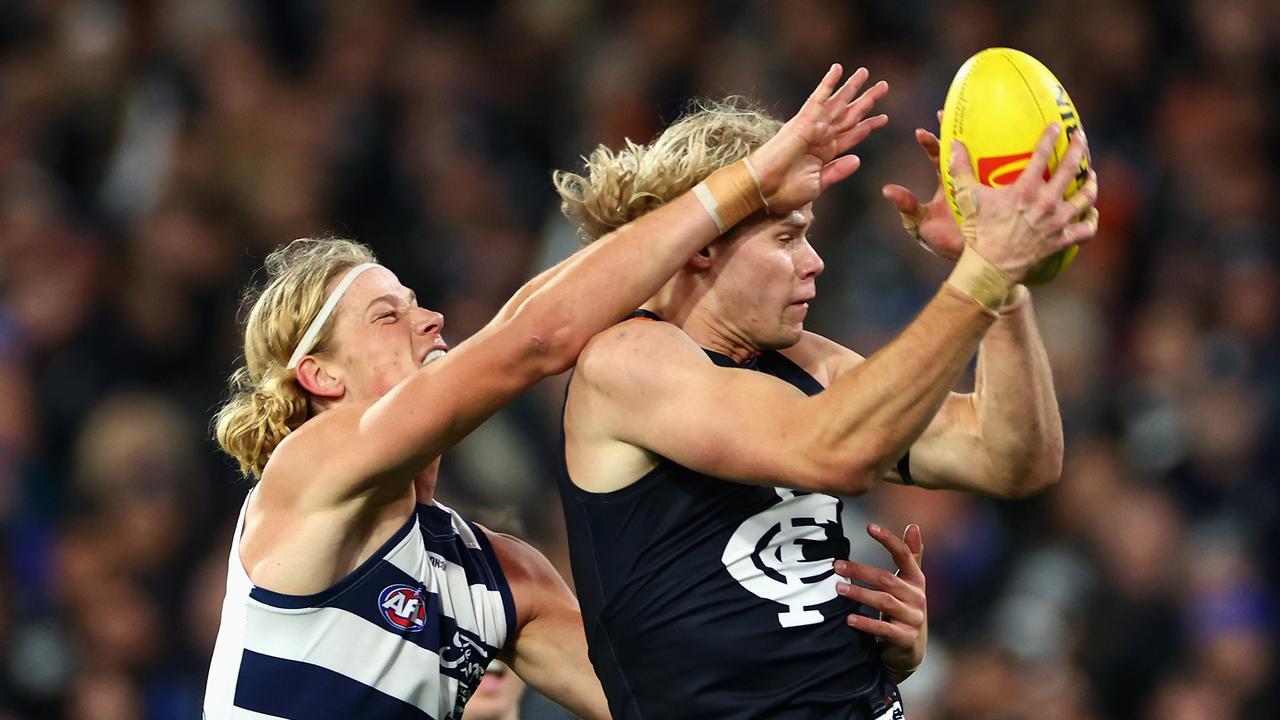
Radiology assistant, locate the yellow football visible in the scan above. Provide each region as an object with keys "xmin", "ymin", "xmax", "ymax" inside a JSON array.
[{"xmin": 939, "ymin": 47, "xmax": 1088, "ymax": 285}]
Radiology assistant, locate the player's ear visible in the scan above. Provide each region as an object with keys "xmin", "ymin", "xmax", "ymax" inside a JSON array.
[
  {"xmin": 688, "ymin": 245, "xmax": 714, "ymax": 271},
  {"xmin": 295, "ymin": 356, "xmax": 345, "ymax": 400}
]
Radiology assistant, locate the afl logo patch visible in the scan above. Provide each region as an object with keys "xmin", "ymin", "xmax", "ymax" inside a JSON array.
[{"xmin": 378, "ymin": 584, "xmax": 427, "ymax": 632}]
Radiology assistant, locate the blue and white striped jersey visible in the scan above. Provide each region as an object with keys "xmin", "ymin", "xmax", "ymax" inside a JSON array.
[{"xmin": 204, "ymin": 493, "xmax": 515, "ymax": 720}]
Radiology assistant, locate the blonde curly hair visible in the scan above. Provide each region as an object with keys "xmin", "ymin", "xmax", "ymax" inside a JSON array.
[
  {"xmin": 214, "ymin": 237, "xmax": 376, "ymax": 478},
  {"xmin": 554, "ymin": 97, "xmax": 782, "ymax": 243}
]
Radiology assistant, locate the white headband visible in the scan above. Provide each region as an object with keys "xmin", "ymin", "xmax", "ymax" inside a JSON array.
[{"xmin": 287, "ymin": 262, "xmax": 381, "ymax": 369}]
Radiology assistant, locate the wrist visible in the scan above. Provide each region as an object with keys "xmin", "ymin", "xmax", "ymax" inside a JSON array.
[
  {"xmin": 944, "ymin": 245, "xmax": 1013, "ymax": 314},
  {"xmin": 693, "ymin": 159, "xmax": 768, "ymax": 233},
  {"xmin": 882, "ymin": 648, "xmax": 923, "ymax": 682},
  {"xmin": 887, "ymin": 667, "xmax": 915, "ymax": 684},
  {"xmin": 998, "ymin": 284, "xmax": 1029, "ymax": 315},
  {"xmin": 744, "ymin": 144, "xmax": 783, "ymax": 202}
]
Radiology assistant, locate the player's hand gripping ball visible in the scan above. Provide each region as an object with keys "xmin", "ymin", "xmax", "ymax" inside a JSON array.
[{"xmin": 940, "ymin": 48, "xmax": 1089, "ymax": 285}]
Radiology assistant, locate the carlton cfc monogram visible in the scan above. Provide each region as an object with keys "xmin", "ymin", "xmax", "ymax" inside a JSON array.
[{"xmin": 721, "ymin": 488, "xmax": 851, "ymax": 628}]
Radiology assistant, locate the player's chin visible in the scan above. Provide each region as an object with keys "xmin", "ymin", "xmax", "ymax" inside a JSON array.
[
  {"xmin": 461, "ymin": 695, "xmax": 502, "ymax": 719},
  {"xmin": 466, "ymin": 677, "xmax": 513, "ymax": 719},
  {"xmin": 768, "ymin": 322, "xmax": 805, "ymax": 350},
  {"xmin": 468, "ymin": 678, "xmax": 505, "ymax": 702}
]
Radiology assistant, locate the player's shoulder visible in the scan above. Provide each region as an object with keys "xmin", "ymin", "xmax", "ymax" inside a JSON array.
[
  {"xmin": 271, "ymin": 401, "xmax": 366, "ymax": 456},
  {"xmin": 258, "ymin": 402, "xmax": 373, "ymax": 503},
  {"xmin": 475, "ymin": 525, "xmax": 571, "ymax": 627},
  {"xmin": 582, "ymin": 314, "xmax": 697, "ymax": 354},
  {"xmin": 576, "ymin": 316, "xmax": 706, "ymax": 386},
  {"xmin": 477, "ymin": 527, "xmax": 553, "ymax": 582}
]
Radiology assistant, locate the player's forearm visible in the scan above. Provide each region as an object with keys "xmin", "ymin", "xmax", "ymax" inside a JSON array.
[
  {"xmin": 362, "ymin": 195, "xmax": 724, "ymax": 474},
  {"xmin": 512, "ymin": 192, "xmax": 719, "ymax": 373},
  {"xmin": 809, "ymin": 285, "xmax": 996, "ymax": 493},
  {"xmin": 972, "ymin": 286, "xmax": 1064, "ymax": 496}
]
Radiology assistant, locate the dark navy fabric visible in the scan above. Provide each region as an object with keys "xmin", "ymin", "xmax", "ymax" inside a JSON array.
[
  {"xmin": 468, "ymin": 515, "xmax": 519, "ymax": 650},
  {"xmin": 235, "ymin": 650, "xmax": 432, "ymax": 719},
  {"xmin": 560, "ymin": 315, "xmax": 901, "ymax": 719}
]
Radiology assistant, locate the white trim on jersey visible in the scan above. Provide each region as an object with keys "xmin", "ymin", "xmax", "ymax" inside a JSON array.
[{"xmin": 435, "ymin": 502, "xmax": 481, "ymax": 549}]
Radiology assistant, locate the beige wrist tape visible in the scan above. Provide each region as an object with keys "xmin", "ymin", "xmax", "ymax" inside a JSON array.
[
  {"xmin": 693, "ymin": 159, "xmax": 766, "ymax": 233},
  {"xmin": 945, "ymin": 245, "xmax": 1012, "ymax": 313},
  {"xmin": 998, "ymin": 284, "xmax": 1030, "ymax": 315}
]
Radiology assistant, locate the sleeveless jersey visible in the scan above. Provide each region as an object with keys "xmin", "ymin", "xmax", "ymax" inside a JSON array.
[
  {"xmin": 560, "ymin": 319, "xmax": 904, "ymax": 720},
  {"xmin": 204, "ymin": 494, "xmax": 515, "ymax": 720}
]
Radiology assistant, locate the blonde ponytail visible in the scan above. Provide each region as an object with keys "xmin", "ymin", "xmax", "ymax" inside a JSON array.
[{"xmin": 214, "ymin": 367, "xmax": 310, "ymax": 478}]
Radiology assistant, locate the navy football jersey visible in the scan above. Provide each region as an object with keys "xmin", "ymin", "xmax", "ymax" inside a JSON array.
[{"xmin": 559, "ymin": 314, "xmax": 904, "ymax": 719}]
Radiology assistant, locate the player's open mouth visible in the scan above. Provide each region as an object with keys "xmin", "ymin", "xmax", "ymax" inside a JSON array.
[{"xmin": 423, "ymin": 343, "xmax": 449, "ymax": 366}]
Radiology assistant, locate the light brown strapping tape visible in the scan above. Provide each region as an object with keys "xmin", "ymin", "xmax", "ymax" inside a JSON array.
[
  {"xmin": 945, "ymin": 245, "xmax": 1011, "ymax": 314},
  {"xmin": 694, "ymin": 159, "xmax": 765, "ymax": 233}
]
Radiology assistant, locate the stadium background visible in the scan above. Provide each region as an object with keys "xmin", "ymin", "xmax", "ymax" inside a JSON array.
[{"xmin": 0, "ymin": 0, "xmax": 1277, "ymax": 718}]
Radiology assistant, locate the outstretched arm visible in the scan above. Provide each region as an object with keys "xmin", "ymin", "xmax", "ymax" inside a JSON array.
[
  {"xmin": 572, "ymin": 127, "xmax": 1096, "ymax": 497},
  {"xmin": 815, "ymin": 292, "xmax": 1066, "ymax": 498},
  {"xmin": 282, "ymin": 64, "xmax": 888, "ymax": 499},
  {"xmin": 574, "ymin": 288, "xmax": 996, "ymax": 496}
]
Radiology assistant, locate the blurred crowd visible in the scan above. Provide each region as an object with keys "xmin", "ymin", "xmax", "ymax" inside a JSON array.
[{"xmin": 0, "ymin": 0, "xmax": 1277, "ymax": 718}]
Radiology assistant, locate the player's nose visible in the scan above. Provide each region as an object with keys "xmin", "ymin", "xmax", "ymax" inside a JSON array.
[
  {"xmin": 414, "ymin": 308, "xmax": 444, "ymax": 336},
  {"xmin": 799, "ymin": 243, "xmax": 825, "ymax": 280}
]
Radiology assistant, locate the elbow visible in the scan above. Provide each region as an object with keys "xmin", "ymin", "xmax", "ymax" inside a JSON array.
[
  {"xmin": 996, "ymin": 466, "xmax": 1058, "ymax": 499},
  {"xmin": 805, "ymin": 442, "xmax": 889, "ymax": 497},
  {"xmin": 992, "ymin": 439, "xmax": 1064, "ymax": 499},
  {"xmin": 1027, "ymin": 439, "xmax": 1065, "ymax": 494},
  {"xmin": 544, "ymin": 321, "xmax": 593, "ymax": 375},
  {"xmin": 843, "ymin": 467, "xmax": 882, "ymax": 496},
  {"xmin": 533, "ymin": 328, "xmax": 578, "ymax": 376},
  {"xmin": 519, "ymin": 328, "xmax": 577, "ymax": 379},
  {"xmin": 506, "ymin": 304, "xmax": 584, "ymax": 377}
]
